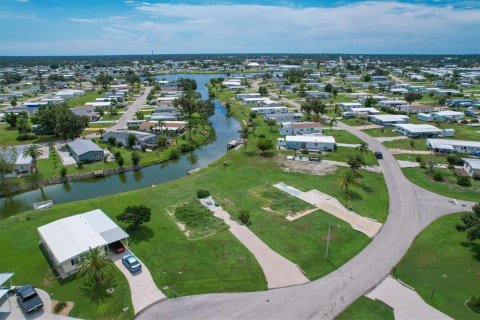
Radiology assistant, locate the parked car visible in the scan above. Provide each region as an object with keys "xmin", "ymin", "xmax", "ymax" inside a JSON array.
[
  {"xmin": 109, "ymin": 241, "xmax": 126, "ymax": 254},
  {"xmin": 16, "ymin": 285, "xmax": 43, "ymax": 313},
  {"xmin": 374, "ymin": 151, "xmax": 383, "ymax": 160},
  {"xmin": 122, "ymin": 254, "xmax": 142, "ymax": 273}
]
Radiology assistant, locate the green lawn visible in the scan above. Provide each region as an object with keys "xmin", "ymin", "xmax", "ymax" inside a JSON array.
[
  {"xmin": 174, "ymin": 201, "xmax": 228, "ymax": 239},
  {"xmin": 336, "ymin": 296, "xmax": 394, "ymax": 320},
  {"xmin": 403, "ymin": 167, "xmax": 480, "ymax": 201},
  {"xmin": 339, "ymin": 118, "xmax": 370, "ymax": 127},
  {"xmin": 383, "ymin": 138, "xmax": 428, "ymax": 151},
  {"xmin": 320, "ymin": 147, "xmax": 379, "ymax": 166},
  {"xmin": 248, "ymin": 185, "xmax": 313, "ymax": 216},
  {"xmin": 394, "ymin": 153, "xmax": 448, "ymax": 164},
  {"xmin": 67, "ymin": 91, "xmax": 104, "ymax": 107},
  {"xmin": 0, "ymin": 123, "xmax": 59, "ymax": 146},
  {"xmin": 362, "ymin": 128, "xmax": 402, "ymax": 138},
  {"xmin": 395, "ymin": 213, "xmax": 480, "ymax": 320},
  {"xmin": 322, "ymin": 129, "xmax": 363, "ymax": 144}
]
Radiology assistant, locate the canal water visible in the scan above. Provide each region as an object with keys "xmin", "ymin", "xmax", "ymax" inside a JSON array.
[{"xmin": 0, "ymin": 73, "xmax": 242, "ymax": 218}]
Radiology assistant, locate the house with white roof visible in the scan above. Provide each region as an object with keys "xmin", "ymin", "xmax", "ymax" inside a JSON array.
[
  {"xmin": 277, "ymin": 135, "xmax": 336, "ymax": 152},
  {"xmin": 279, "ymin": 122, "xmax": 323, "ymax": 135},
  {"xmin": 463, "ymin": 158, "xmax": 480, "ymax": 177},
  {"xmin": 38, "ymin": 209, "xmax": 129, "ymax": 278},
  {"xmin": 338, "ymin": 102, "xmax": 362, "ymax": 110},
  {"xmin": 394, "ymin": 124, "xmax": 443, "ymax": 138},
  {"xmin": 426, "ymin": 139, "xmax": 480, "ymax": 155},
  {"xmin": 265, "ymin": 112, "xmax": 303, "ymax": 123},
  {"xmin": 368, "ymin": 114, "xmax": 409, "ymax": 126},
  {"xmin": 432, "ymin": 111, "xmax": 464, "ymax": 122},
  {"xmin": 251, "ymin": 106, "xmax": 288, "ymax": 115}
]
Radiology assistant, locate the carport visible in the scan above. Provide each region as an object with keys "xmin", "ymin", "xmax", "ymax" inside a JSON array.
[{"xmin": 0, "ymin": 273, "xmax": 14, "ymax": 313}]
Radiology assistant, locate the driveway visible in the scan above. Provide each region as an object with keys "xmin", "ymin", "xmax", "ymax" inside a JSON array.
[
  {"xmin": 366, "ymin": 276, "xmax": 451, "ymax": 319},
  {"xmin": 200, "ymin": 197, "xmax": 309, "ymax": 289},
  {"xmin": 0, "ymin": 288, "xmax": 74, "ymax": 320},
  {"xmin": 112, "ymin": 251, "xmax": 166, "ymax": 315},
  {"xmin": 53, "ymin": 143, "xmax": 76, "ymax": 166}
]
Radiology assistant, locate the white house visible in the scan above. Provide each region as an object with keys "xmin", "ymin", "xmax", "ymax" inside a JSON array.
[
  {"xmin": 251, "ymin": 106, "xmax": 288, "ymax": 115},
  {"xmin": 417, "ymin": 113, "xmax": 434, "ymax": 122},
  {"xmin": 265, "ymin": 112, "xmax": 303, "ymax": 123},
  {"xmin": 432, "ymin": 111, "xmax": 465, "ymax": 122},
  {"xmin": 15, "ymin": 153, "xmax": 32, "ymax": 174},
  {"xmin": 346, "ymin": 107, "xmax": 380, "ymax": 115},
  {"xmin": 338, "ymin": 102, "xmax": 362, "ymax": 110},
  {"xmin": 306, "ymin": 91, "xmax": 330, "ymax": 99},
  {"xmin": 38, "ymin": 209, "xmax": 129, "ymax": 278},
  {"xmin": 236, "ymin": 93, "xmax": 260, "ymax": 100},
  {"xmin": 463, "ymin": 158, "xmax": 480, "ymax": 177},
  {"xmin": 279, "ymin": 122, "xmax": 323, "ymax": 135},
  {"xmin": 394, "ymin": 124, "xmax": 443, "ymax": 138},
  {"xmin": 368, "ymin": 114, "xmax": 409, "ymax": 126},
  {"xmin": 278, "ymin": 135, "xmax": 336, "ymax": 152},
  {"xmin": 242, "ymin": 97, "xmax": 269, "ymax": 105},
  {"xmin": 426, "ymin": 139, "xmax": 480, "ymax": 155},
  {"xmin": 379, "ymin": 100, "xmax": 409, "ymax": 110}
]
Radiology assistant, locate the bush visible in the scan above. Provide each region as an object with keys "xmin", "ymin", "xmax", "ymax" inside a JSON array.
[
  {"xmin": 419, "ymin": 159, "xmax": 427, "ymax": 169},
  {"xmin": 107, "ymin": 136, "xmax": 116, "ymax": 146},
  {"xmin": 116, "ymin": 155, "xmax": 124, "ymax": 167},
  {"xmin": 432, "ymin": 171, "xmax": 444, "ymax": 181},
  {"xmin": 457, "ymin": 175, "xmax": 472, "ymax": 187},
  {"xmin": 447, "ymin": 154, "xmax": 464, "ymax": 166},
  {"xmin": 60, "ymin": 167, "xmax": 67, "ymax": 177},
  {"xmin": 467, "ymin": 295, "xmax": 480, "ymax": 313},
  {"xmin": 415, "ymin": 155, "xmax": 423, "ymax": 163},
  {"xmin": 114, "ymin": 151, "xmax": 121, "ymax": 159},
  {"xmin": 54, "ymin": 301, "xmax": 67, "ymax": 314},
  {"xmin": 117, "ymin": 141, "xmax": 123, "ymax": 147},
  {"xmin": 179, "ymin": 143, "xmax": 195, "ymax": 153},
  {"xmin": 238, "ymin": 209, "xmax": 250, "ymax": 225},
  {"xmin": 131, "ymin": 151, "xmax": 140, "ymax": 166},
  {"xmin": 473, "ymin": 174, "xmax": 480, "ymax": 181},
  {"xmin": 197, "ymin": 189, "xmax": 210, "ymax": 199},
  {"xmin": 169, "ymin": 148, "xmax": 180, "ymax": 159},
  {"xmin": 300, "ymin": 149, "xmax": 309, "ymax": 155}
]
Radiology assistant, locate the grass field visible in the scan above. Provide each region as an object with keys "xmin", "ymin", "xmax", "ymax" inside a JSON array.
[
  {"xmin": 320, "ymin": 147, "xmax": 379, "ymax": 166},
  {"xmin": 403, "ymin": 167, "xmax": 480, "ymax": 201},
  {"xmin": 248, "ymin": 185, "xmax": 313, "ymax": 216},
  {"xmin": 322, "ymin": 129, "xmax": 363, "ymax": 144},
  {"xmin": 395, "ymin": 213, "xmax": 480, "ymax": 320},
  {"xmin": 394, "ymin": 153, "xmax": 448, "ymax": 164},
  {"xmin": 0, "ymin": 123, "xmax": 58, "ymax": 146},
  {"xmin": 336, "ymin": 296, "xmax": 394, "ymax": 320},
  {"xmin": 362, "ymin": 127, "xmax": 402, "ymax": 137},
  {"xmin": 67, "ymin": 91, "xmax": 104, "ymax": 107},
  {"xmin": 383, "ymin": 138, "xmax": 428, "ymax": 151}
]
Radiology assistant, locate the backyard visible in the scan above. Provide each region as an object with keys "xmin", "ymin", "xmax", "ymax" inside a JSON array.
[{"xmin": 394, "ymin": 213, "xmax": 480, "ymax": 320}]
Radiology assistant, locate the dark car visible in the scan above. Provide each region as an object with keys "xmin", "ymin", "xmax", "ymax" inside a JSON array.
[
  {"xmin": 16, "ymin": 285, "xmax": 43, "ymax": 313},
  {"xmin": 374, "ymin": 151, "xmax": 383, "ymax": 159},
  {"xmin": 122, "ymin": 254, "xmax": 142, "ymax": 273},
  {"xmin": 109, "ymin": 241, "xmax": 126, "ymax": 254}
]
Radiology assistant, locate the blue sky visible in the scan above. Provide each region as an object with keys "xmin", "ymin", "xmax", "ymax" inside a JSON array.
[{"xmin": 0, "ymin": 0, "xmax": 479, "ymax": 55}]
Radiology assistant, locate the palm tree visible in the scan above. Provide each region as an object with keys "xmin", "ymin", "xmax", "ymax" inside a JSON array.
[
  {"xmin": 337, "ymin": 170, "xmax": 359, "ymax": 199},
  {"xmin": 78, "ymin": 247, "xmax": 113, "ymax": 284},
  {"xmin": 239, "ymin": 125, "xmax": 249, "ymax": 149},
  {"xmin": 22, "ymin": 144, "xmax": 43, "ymax": 173},
  {"xmin": 96, "ymin": 128, "xmax": 105, "ymax": 139},
  {"xmin": 356, "ymin": 142, "xmax": 369, "ymax": 155}
]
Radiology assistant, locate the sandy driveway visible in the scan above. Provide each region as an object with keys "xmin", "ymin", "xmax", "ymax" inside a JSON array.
[{"xmin": 200, "ymin": 197, "xmax": 309, "ymax": 289}]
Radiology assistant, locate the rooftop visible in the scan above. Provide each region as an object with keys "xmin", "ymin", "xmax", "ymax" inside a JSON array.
[{"xmin": 68, "ymin": 139, "xmax": 102, "ymax": 155}]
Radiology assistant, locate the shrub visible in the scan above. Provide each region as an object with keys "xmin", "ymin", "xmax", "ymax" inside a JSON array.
[
  {"xmin": 117, "ymin": 205, "xmax": 151, "ymax": 229},
  {"xmin": 447, "ymin": 154, "xmax": 464, "ymax": 166},
  {"xmin": 419, "ymin": 159, "xmax": 427, "ymax": 169},
  {"xmin": 473, "ymin": 174, "xmax": 480, "ymax": 181},
  {"xmin": 131, "ymin": 151, "xmax": 140, "ymax": 166},
  {"xmin": 432, "ymin": 171, "xmax": 444, "ymax": 181},
  {"xmin": 197, "ymin": 189, "xmax": 210, "ymax": 199},
  {"xmin": 467, "ymin": 295, "xmax": 480, "ymax": 313},
  {"xmin": 169, "ymin": 148, "xmax": 180, "ymax": 159},
  {"xmin": 116, "ymin": 156, "xmax": 124, "ymax": 167},
  {"xmin": 238, "ymin": 209, "xmax": 250, "ymax": 225},
  {"xmin": 179, "ymin": 143, "xmax": 195, "ymax": 153},
  {"xmin": 107, "ymin": 136, "xmax": 116, "ymax": 146},
  {"xmin": 60, "ymin": 167, "xmax": 67, "ymax": 177},
  {"xmin": 116, "ymin": 141, "xmax": 123, "ymax": 147},
  {"xmin": 54, "ymin": 301, "xmax": 67, "ymax": 314},
  {"xmin": 457, "ymin": 175, "xmax": 472, "ymax": 187},
  {"xmin": 114, "ymin": 151, "xmax": 121, "ymax": 159},
  {"xmin": 415, "ymin": 155, "xmax": 423, "ymax": 163},
  {"xmin": 300, "ymin": 149, "xmax": 309, "ymax": 155}
]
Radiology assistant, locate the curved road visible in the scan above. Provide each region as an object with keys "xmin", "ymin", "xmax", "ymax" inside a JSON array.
[{"xmin": 138, "ymin": 121, "xmax": 474, "ymax": 320}]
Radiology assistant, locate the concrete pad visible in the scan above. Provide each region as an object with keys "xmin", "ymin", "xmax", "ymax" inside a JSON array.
[
  {"xmin": 113, "ymin": 251, "xmax": 166, "ymax": 315},
  {"xmin": 53, "ymin": 143, "xmax": 76, "ymax": 166},
  {"xmin": 200, "ymin": 197, "xmax": 309, "ymax": 289},
  {"xmin": 389, "ymin": 149, "xmax": 433, "ymax": 155},
  {"xmin": 375, "ymin": 136, "xmax": 408, "ymax": 142},
  {"xmin": 366, "ymin": 276, "xmax": 452, "ymax": 320},
  {"xmin": 353, "ymin": 124, "xmax": 383, "ymax": 130},
  {"xmin": 336, "ymin": 143, "xmax": 361, "ymax": 148},
  {"xmin": 322, "ymin": 160, "xmax": 382, "ymax": 173}
]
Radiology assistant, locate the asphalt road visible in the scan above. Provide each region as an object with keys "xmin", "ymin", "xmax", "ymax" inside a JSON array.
[
  {"xmin": 138, "ymin": 121, "xmax": 474, "ymax": 320},
  {"xmin": 110, "ymin": 86, "xmax": 152, "ymax": 131}
]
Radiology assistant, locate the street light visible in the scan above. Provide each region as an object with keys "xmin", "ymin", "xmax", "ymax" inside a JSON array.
[{"xmin": 325, "ymin": 223, "xmax": 341, "ymax": 260}]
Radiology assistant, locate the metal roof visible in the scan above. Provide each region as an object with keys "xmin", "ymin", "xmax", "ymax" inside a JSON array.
[
  {"xmin": 0, "ymin": 273, "xmax": 14, "ymax": 286},
  {"xmin": 394, "ymin": 124, "xmax": 442, "ymax": 133},
  {"xmin": 68, "ymin": 139, "xmax": 102, "ymax": 156}
]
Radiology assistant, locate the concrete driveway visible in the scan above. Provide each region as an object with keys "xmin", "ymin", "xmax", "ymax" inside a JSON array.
[
  {"xmin": 112, "ymin": 251, "xmax": 166, "ymax": 315},
  {"xmin": 53, "ymin": 143, "xmax": 76, "ymax": 166},
  {"xmin": 0, "ymin": 288, "xmax": 74, "ymax": 320}
]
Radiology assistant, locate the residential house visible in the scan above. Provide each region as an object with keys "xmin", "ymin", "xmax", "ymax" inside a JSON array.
[
  {"xmin": 71, "ymin": 106, "xmax": 100, "ymax": 122},
  {"xmin": 394, "ymin": 124, "xmax": 443, "ymax": 138},
  {"xmin": 279, "ymin": 122, "xmax": 323, "ymax": 135},
  {"xmin": 103, "ymin": 130, "xmax": 157, "ymax": 149},
  {"xmin": 37, "ymin": 209, "xmax": 129, "ymax": 278},
  {"xmin": 251, "ymin": 106, "xmax": 288, "ymax": 115},
  {"xmin": 338, "ymin": 102, "xmax": 362, "ymax": 110},
  {"xmin": 277, "ymin": 135, "xmax": 336, "ymax": 152},
  {"xmin": 15, "ymin": 153, "xmax": 32, "ymax": 174},
  {"xmin": 463, "ymin": 158, "xmax": 480, "ymax": 177},
  {"xmin": 305, "ymin": 91, "xmax": 330, "ymax": 99},
  {"xmin": 265, "ymin": 112, "xmax": 303, "ymax": 123},
  {"xmin": 432, "ymin": 111, "xmax": 464, "ymax": 122},
  {"xmin": 426, "ymin": 139, "xmax": 480, "ymax": 155},
  {"xmin": 368, "ymin": 114, "xmax": 409, "ymax": 126},
  {"xmin": 67, "ymin": 139, "xmax": 104, "ymax": 163}
]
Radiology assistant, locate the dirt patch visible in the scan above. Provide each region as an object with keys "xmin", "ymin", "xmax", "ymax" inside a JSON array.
[
  {"xmin": 51, "ymin": 300, "xmax": 74, "ymax": 316},
  {"xmin": 41, "ymin": 275, "xmax": 53, "ymax": 286},
  {"xmin": 280, "ymin": 158, "xmax": 338, "ymax": 176}
]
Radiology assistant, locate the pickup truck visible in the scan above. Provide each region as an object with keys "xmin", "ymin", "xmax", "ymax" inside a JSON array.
[{"xmin": 16, "ymin": 285, "xmax": 43, "ymax": 313}]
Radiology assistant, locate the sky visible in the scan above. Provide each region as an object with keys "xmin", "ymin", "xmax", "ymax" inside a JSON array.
[{"xmin": 0, "ymin": 0, "xmax": 479, "ymax": 56}]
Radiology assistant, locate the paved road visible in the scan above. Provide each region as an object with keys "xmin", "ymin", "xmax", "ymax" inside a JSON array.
[{"xmin": 138, "ymin": 122, "xmax": 474, "ymax": 320}]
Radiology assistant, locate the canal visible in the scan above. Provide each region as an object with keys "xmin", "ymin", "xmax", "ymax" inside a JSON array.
[{"xmin": 0, "ymin": 73, "xmax": 242, "ymax": 218}]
